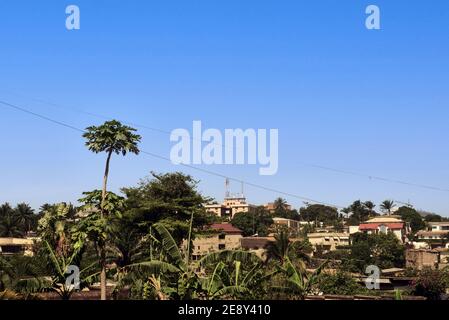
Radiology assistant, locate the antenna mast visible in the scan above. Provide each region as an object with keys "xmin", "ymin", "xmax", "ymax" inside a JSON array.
[{"xmin": 225, "ymin": 178, "xmax": 230, "ymax": 198}]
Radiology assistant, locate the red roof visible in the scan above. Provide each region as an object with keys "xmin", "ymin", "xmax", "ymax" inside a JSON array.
[
  {"xmin": 210, "ymin": 223, "xmax": 243, "ymax": 235},
  {"xmin": 359, "ymin": 223, "xmax": 404, "ymax": 230}
]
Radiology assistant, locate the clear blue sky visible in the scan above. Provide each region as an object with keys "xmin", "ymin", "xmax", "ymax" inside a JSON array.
[{"xmin": 1, "ymin": 1, "xmax": 448, "ymax": 215}]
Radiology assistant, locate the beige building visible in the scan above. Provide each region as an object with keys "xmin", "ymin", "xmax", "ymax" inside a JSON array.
[
  {"xmin": 415, "ymin": 222, "xmax": 449, "ymax": 247},
  {"xmin": 307, "ymin": 233, "xmax": 350, "ymax": 251},
  {"xmin": 429, "ymin": 222, "xmax": 449, "ymax": 232},
  {"xmin": 203, "ymin": 204, "xmax": 231, "ymax": 218},
  {"xmin": 416, "ymin": 230, "xmax": 449, "ymax": 241},
  {"xmin": 264, "ymin": 202, "xmax": 292, "ymax": 213},
  {"xmin": 272, "ymin": 217, "xmax": 301, "ymax": 234},
  {"xmin": 205, "ymin": 196, "xmax": 256, "ymax": 219},
  {"xmin": 190, "ymin": 223, "xmax": 243, "ymax": 260},
  {"xmin": 405, "ymin": 248, "xmax": 449, "ymax": 270},
  {"xmin": 357, "ymin": 216, "xmax": 408, "ymax": 242},
  {"xmin": 0, "ymin": 237, "xmax": 35, "ymax": 256}
]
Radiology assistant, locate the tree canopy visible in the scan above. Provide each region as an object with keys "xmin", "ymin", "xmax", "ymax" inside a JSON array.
[{"xmin": 231, "ymin": 207, "xmax": 273, "ymax": 237}]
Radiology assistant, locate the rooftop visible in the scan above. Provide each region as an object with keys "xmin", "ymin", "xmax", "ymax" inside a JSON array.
[
  {"xmin": 359, "ymin": 222, "xmax": 404, "ymax": 230},
  {"xmin": 416, "ymin": 230, "xmax": 449, "ymax": 236},
  {"xmin": 210, "ymin": 223, "xmax": 243, "ymax": 235},
  {"xmin": 307, "ymin": 232, "xmax": 349, "ymax": 238},
  {"xmin": 0, "ymin": 238, "xmax": 34, "ymax": 246},
  {"xmin": 365, "ymin": 216, "xmax": 404, "ymax": 223},
  {"xmin": 429, "ymin": 222, "xmax": 449, "ymax": 226}
]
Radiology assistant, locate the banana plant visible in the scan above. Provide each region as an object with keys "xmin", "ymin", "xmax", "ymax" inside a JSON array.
[
  {"xmin": 273, "ymin": 257, "xmax": 328, "ymax": 300},
  {"xmin": 120, "ymin": 212, "xmax": 200, "ymax": 300},
  {"xmin": 44, "ymin": 241, "xmax": 98, "ymax": 300},
  {"xmin": 198, "ymin": 250, "xmax": 276, "ymax": 300}
]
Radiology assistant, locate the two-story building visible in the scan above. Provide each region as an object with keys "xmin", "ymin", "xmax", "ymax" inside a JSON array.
[
  {"xmin": 189, "ymin": 223, "xmax": 243, "ymax": 260},
  {"xmin": 205, "ymin": 196, "xmax": 257, "ymax": 219},
  {"xmin": 0, "ymin": 237, "xmax": 35, "ymax": 256},
  {"xmin": 307, "ymin": 233, "xmax": 350, "ymax": 252},
  {"xmin": 352, "ymin": 216, "xmax": 409, "ymax": 242}
]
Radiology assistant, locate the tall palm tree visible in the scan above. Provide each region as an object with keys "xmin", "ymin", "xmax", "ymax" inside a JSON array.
[
  {"xmin": 14, "ymin": 203, "xmax": 35, "ymax": 234},
  {"xmin": 83, "ymin": 120, "xmax": 141, "ymax": 300},
  {"xmin": 364, "ymin": 201, "xmax": 375, "ymax": 215},
  {"xmin": 0, "ymin": 203, "xmax": 14, "ymax": 218},
  {"xmin": 265, "ymin": 230, "xmax": 290, "ymax": 264},
  {"xmin": 0, "ymin": 203, "xmax": 23, "ymax": 238},
  {"xmin": 273, "ymin": 197, "xmax": 288, "ymax": 211},
  {"xmin": 265, "ymin": 230, "xmax": 312, "ymax": 265},
  {"xmin": 380, "ymin": 200, "xmax": 396, "ymax": 215}
]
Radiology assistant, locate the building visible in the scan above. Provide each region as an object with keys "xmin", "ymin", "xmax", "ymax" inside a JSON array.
[
  {"xmin": 205, "ymin": 196, "xmax": 256, "ymax": 219},
  {"xmin": 240, "ymin": 236, "xmax": 276, "ymax": 258},
  {"xmin": 264, "ymin": 202, "xmax": 292, "ymax": 213},
  {"xmin": 405, "ymin": 248, "xmax": 449, "ymax": 270},
  {"xmin": 0, "ymin": 237, "xmax": 35, "ymax": 256},
  {"xmin": 416, "ymin": 230, "xmax": 449, "ymax": 241},
  {"xmin": 429, "ymin": 222, "xmax": 449, "ymax": 232},
  {"xmin": 189, "ymin": 223, "xmax": 243, "ymax": 260},
  {"xmin": 272, "ymin": 217, "xmax": 301, "ymax": 234},
  {"xmin": 414, "ymin": 222, "xmax": 449, "ymax": 248},
  {"xmin": 203, "ymin": 204, "xmax": 231, "ymax": 218},
  {"xmin": 307, "ymin": 233, "xmax": 350, "ymax": 252},
  {"xmin": 356, "ymin": 216, "xmax": 409, "ymax": 242}
]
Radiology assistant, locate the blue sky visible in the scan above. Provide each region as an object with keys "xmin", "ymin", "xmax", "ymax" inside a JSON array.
[{"xmin": 0, "ymin": 1, "xmax": 448, "ymax": 215}]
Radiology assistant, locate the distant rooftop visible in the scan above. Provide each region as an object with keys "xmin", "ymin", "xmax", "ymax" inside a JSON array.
[
  {"xmin": 210, "ymin": 223, "xmax": 243, "ymax": 235},
  {"xmin": 365, "ymin": 216, "xmax": 404, "ymax": 223}
]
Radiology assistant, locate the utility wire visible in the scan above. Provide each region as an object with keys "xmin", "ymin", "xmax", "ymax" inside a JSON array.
[
  {"xmin": 2, "ymin": 89, "xmax": 447, "ymax": 194},
  {"xmin": 0, "ymin": 99, "xmax": 343, "ymax": 208}
]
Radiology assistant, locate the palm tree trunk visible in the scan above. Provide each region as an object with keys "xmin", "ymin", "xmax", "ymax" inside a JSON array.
[
  {"xmin": 102, "ymin": 149, "xmax": 113, "ymax": 205},
  {"xmin": 100, "ymin": 148, "xmax": 113, "ymax": 301},
  {"xmin": 100, "ymin": 245, "xmax": 107, "ymax": 300}
]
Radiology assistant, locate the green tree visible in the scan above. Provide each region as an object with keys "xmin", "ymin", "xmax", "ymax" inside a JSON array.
[
  {"xmin": 231, "ymin": 206, "xmax": 273, "ymax": 237},
  {"xmin": 412, "ymin": 268, "xmax": 449, "ymax": 300},
  {"xmin": 122, "ymin": 172, "xmax": 214, "ymax": 244},
  {"xmin": 83, "ymin": 120, "xmax": 141, "ymax": 300},
  {"xmin": 273, "ymin": 257, "xmax": 328, "ymax": 300},
  {"xmin": 318, "ymin": 271, "xmax": 366, "ymax": 295},
  {"xmin": 0, "ymin": 255, "xmax": 51, "ymax": 297},
  {"xmin": 347, "ymin": 232, "xmax": 405, "ymax": 272},
  {"xmin": 363, "ymin": 201, "xmax": 376, "ymax": 216},
  {"xmin": 75, "ymin": 190, "xmax": 126, "ymax": 297},
  {"xmin": 14, "ymin": 203, "xmax": 35, "ymax": 234},
  {"xmin": 38, "ymin": 203, "xmax": 75, "ymax": 252},
  {"xmin": 273, "ymin": 197, "xmax": 288, "ymax": 212},
  {"xmin": 397, "ymin": 206, "xmax": 426, "ymax": 233},
  {"xmin": 344, "ymin": 200, "xmax": 372, "ymax": 225},
  {"xmin": 380, "ymin": 200, "xmax": 396, "ymax": 215},
  {"xmin": 0, "ymin": 203, "xmax": 24, "ymax": 238},
  {"xmin": 265, "ymin": 230, "xmax": 312, "ymax": 265},
  {"xmin": 299, "ymin": 204, "xmax": 339, "ymax": 226}
]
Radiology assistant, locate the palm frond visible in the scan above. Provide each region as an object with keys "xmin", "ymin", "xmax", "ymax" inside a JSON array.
[{"xmin": 153, "ymin": 223, "xmax": 185, "ymax": 270}]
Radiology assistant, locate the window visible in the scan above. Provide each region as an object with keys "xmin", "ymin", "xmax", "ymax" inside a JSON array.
[
  {"xmin": 218, "ymin": 244, "xmax": 226, "ymax": 250},
  {"xmin": 218, "ymin": 233, "xmax": 226, "ymax": 240}
]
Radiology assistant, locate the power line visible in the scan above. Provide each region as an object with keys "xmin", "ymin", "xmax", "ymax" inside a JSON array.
[
  {"xmin": 0, "ymin": 99, "xmax": 343, "ymax": 208},
  {"xmin": 2, "ymin": 90, "xmax": 447, "ymax": 194},
  {"xmin": 302, "ymin": 163, "xmax": 449, "ymax": 193}
]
